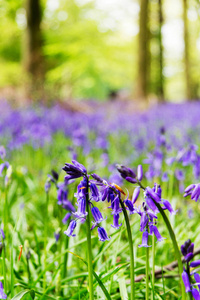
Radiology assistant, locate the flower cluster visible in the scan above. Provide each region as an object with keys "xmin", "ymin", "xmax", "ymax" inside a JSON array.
[
  {"xmin": 117, "ymin": 164, "xmax": 176, "ymax": 247},
  {"xmin": 181, "ymin": 240, "xmax": 200, "ymax": 298},
  {"xmin": 63, "ymin": 161, "xmax": 110, "ymax": 242}
]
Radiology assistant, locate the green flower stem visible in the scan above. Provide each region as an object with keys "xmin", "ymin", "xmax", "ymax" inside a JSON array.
[
  {"xmin": 85, "ymin": 177, "xmax": 94, "ymax": 300},
  {"xmin": 153, "ymin": 201, "xmax": 186, "ymax": 300},
  {"xmin": 151, "ymin": 234, "xmax": 155, "ymax": 300},
  {"xmin": 43, "ymin": 192, "xmax": 49, "ymax": 292},
  {"xmin": 3, "ymin": 186, "xmax": 8, "ymax": 294},
  {"xmin": 62, "ymin": 231, "xmax": 69, "ymax": 280},
  {"xmin": 120, "ymin": 199, "xmax": 135, "ymax": 300},
  {"xmin": 10, "ymin": 238, "xmax": 14, "ymax": 297},
  {"xmin": 146, "ymin": 242, "xmax": 150, "ymax": 300},
  {"xmin": 4, "ymin": 186, "xmax": 8, "ymax": 255},
  {"xmin": 138, "ymin": 181, "xmax": 186, "ymax": 299},
  {"xmin": 2, "ymin": 246, "xmax": 7, "ymax": 295}
]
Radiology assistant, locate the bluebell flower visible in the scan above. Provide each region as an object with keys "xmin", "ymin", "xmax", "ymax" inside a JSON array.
[
  {"xmin": 45, "ymin": 181, "xmax": 51, "ymax": 193},
  {"xmin": 145, "ymin": 187, "xmax": 161, "ymax": 203},
  {"xmin": 97, "ymin": 227, "xmax": 110, "ymax": 242},
  {"xmin": 139, "ymin": 212, "xmax": 148, "ymax": 232},
  {"xmin": 91, "ymin": 207, "xmax": 106, "ymax": 226},
  {"xmin": 182, "ymin": 270, "xmax": 191, "ymax": 292},
  {"xmin": 62, "ymin": 213, "xmax": 71, "ymax": 224},
  {"xmin": 152, "ymin": 183, "xmax": 162, "ymax": 199},
  {"xmin": 161, "ymin": 172, "xmax": 169, "ymax": 182},
  {"xmin": 149, "ymin": 224, "xmax": 165, "ymax": 242},
  {"xmin": 62, "ymin": 200, "xmax": 76, "ymax": 212},
  {"xmin": 138, "ymin": 230, "xmax": 151, "ymax": 248},
  {"xmin": 191, "ymin": 289, "xmax": 200, "ymax": 300},
  {"xmin": 125, "ymin": 177, "xmax": 137, "ymax": 184},
  {"xmin": 166, "ymin": 157, "xmax": 175, "ymax": 166},
  {"xmin": 64, "ymin": 220, "xmax": 77, "ymax": 237},
  {"xmin": 145, "ymin": 195, "xmax": 159, "ymax": 213},
  {"xmin": 132, "ymin": 187, "xmax": 140, "ymax": 204},
  {"xmin": 75, "ymin": 178, "xmax": 88, "ymax": 200},
  {"xmin": 54, "ymin": 232, "xmax": 60, "ymax": 243},
  {"xmin": 107, "ymin": 188, "xmax": 116, "ymax": 203},
  {"xmin": 110, "ymin": 195, "xmax": 123, "ymax": 215},
  {"xmin": 162, "ymin": 200, "xmax": 177, "ymax": 215},
  {"xmin": 175, "ymin": 169, "xmax": 185, "ymax": 181},
  {"xmin": 63, "ymin": 160, "xmax": 87, "ymax": 180},
  {"xmin": 116, "ymin": 165, "xmax": 136, "ymax": 180},
  {"xmin": 0, "ymin": 162, "xmax": 9, "ymax": 177},
  {"xmin": 73, "ymin": 197, "xmax": 88, "ymax": 218},
  {"xmin": 90, "ymin": 183, "xmax": 101, "ymax": 202},
  {"xmin": 137, "ymin": 165, "xmax": 143, "ymax": 181},
  {"xmin": 194, "ymin": 273, "xmax": 200, "ymax": 290},
  {"xmin": 181, "ymin": 240, "xmax": 200, "ymax": 296},
  {"xmin": 57, "ymin": 185, "xmax": 68, "ymax": 205},
  {"xmin": 184, "ymin": 183, "xmax": 200, "ymax": 202},
  {"xmin": 190, "ymin": 260, "xmax": 200, "ymax": 268},
  {"xmin": 124, "ymin": 199, "xmax": 135, "ymax": 214},
  {"xmin": 111, "ymin": 214, "xmax": 122, "ymax": 229},
  {"xmin": 0, "ymin": 146, "xmax": 6, "ymax": 160},
  {"xmin": 91, "ymin": 173, "xmax": 104, "ymax": 184},
  {"xmin": 0, "ymin": 229, "xmax": 5, "ymax": 240},
  {"xmin": 101, "ymin": 187, "xmax": 108, "ymax": 201},
  {"xmin": 45, "ymin": 174, "xmax": 57, "ymax": 193},
  {"xmin": 0, "ymin": 282, "xmax": 7, "ymax": 299}
]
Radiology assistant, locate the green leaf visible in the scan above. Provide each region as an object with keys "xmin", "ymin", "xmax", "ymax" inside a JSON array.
[
  {"xmin": 68, "ymin": 251, "xmax": 111, "ymax": 300},
  {"xmin": 118, "ymin": 277, "xmax": 128, "ymax": 300},
  {"xmin": 11, "ymin": 289, "xmax": 35, "ymax": 300}
]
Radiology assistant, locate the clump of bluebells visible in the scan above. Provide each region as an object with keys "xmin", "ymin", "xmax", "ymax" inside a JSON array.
[
  {"xmin": 62, "ymin": 160, "xmax": 134, "ymax": 241},
  {"xmin": 116, "ymin": 164, "xmax": 176, "ymax": 247},
  {"xmin": 181, "ymin": 239, "xmax": 200, "ymax": 298},
  {"xmin": 63, "ymin": 160, "xmax": 110, "ymax": 241},
  {"xmin": 62, "ymin": 161, "xmax": 177, "ymax": 248}
]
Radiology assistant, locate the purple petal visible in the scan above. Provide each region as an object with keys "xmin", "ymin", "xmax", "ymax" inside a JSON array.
[
  {"xmin": 137, "ymin": 165, "xmax": 143, "ymax": 181},
  {"xmin": 132, "ymin": 187, "xmax": 140, "ymax": 204},
  {"xmin": 182, "ymin": 270, "xmax": 191, "ymax": 292},
  {"xmin": 192, "ymin": 289, "xmax": 200, "ymax": 300},
  {"xmin": 190, "ymin": 260, "xmax": 200, "ymax": 268}
]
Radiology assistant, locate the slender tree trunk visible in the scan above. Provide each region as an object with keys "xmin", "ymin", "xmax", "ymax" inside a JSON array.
[
  {"xmin": 24, "ymin": 0, "xmax": 44, "ymax": 100},
  {"xmin": 136, "ymin": 0, "xmax": 150, "ymax": 104},
  {"xmin": 183, "ymin": 0, "xmax": 191, "ymax": 100},
  {"xmin": 158, "ymin": 0, "xmax": 164, "ymax": 101}
]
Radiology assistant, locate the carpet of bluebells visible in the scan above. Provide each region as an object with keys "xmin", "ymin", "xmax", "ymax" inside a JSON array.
[{"xmin": 1, "ymin": 100, "xmax": 200, "ymax": 299}]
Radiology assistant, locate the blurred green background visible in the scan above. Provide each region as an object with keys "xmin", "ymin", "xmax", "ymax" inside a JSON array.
[{"xmin": 0, "ymin": 0, "xmax": 200, "ymax": 102}]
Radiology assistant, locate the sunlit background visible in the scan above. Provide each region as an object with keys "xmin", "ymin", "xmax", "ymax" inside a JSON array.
[{"xmin": 0, "ymin": 0, "xmax": 200, "ymax": 102}]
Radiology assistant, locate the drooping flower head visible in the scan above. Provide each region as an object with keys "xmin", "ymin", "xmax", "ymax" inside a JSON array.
[
  {"xmin": 64, "ymin": 220, "xmax": 77, "ymax": 237},
  {"xmin": 184, "ymin": 183, "xmax": 200, "ymax": 202},
  {"xmin": 181, "ymin": 240, "xmax": 200, "ymax": 297},
  {"xmin": 63, "ymin": 160, "xmax": 87, "ymax": 180},
  {"xmin": 97, "ymin": 227, "xmax": 110, "ymax": 242}
]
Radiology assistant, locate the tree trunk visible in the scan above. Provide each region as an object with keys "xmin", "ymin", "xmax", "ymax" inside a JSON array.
[
  {"xmin": 158, "ymin": 0, "xmax": 164, "ymax": 101},
  {"xmin": 183, "ymin": 0, "xmax": 191, "ymax": 100},
  {"xmin": 24, "ymin": 0, "xmax": 44, "ymax": 100},
  {"xmin": 136, "ymin": 0, "xmax": 150, "ymax": 104}
]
